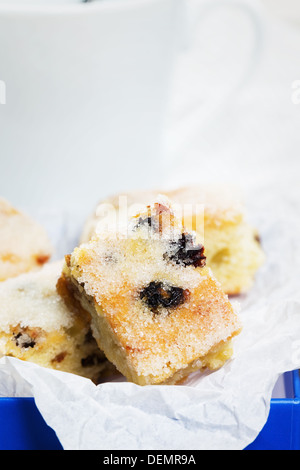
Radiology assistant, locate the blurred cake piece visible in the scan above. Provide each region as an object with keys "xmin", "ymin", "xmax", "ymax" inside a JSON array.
[
  {"xmin": 0, "ymin": 197, "xmax": 53, "ymax": 281},
  {"xmin": 81, "ymin": 185, "xmax": 264, "ymax": 295},
  {"xmin": 62, "ymin": 196, "xmax": 241, "ymax": 385},
  {"xmin": 0, "ymin": 261, "xmax": 114, "ymax": 384}
]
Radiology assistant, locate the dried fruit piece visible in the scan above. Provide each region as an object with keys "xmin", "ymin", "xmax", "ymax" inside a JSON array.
[
  {"xmin": 81, "ymin": 353, "xmax": 107, "ymax": 368},
  {"xmin": 167, "ymin": 233, "xmax": 206, "ymax": 268},
  {"xmin": 135, "ymin": 216, "xmax": 159, "ymax": 232},
  {"xmin": 51, "ymin": 351, "xmax": 67, "ymax": 364},
  {"xmin": 14, "ymin": 331, "xmax": 36, "ymax": 349},
  {"xmin": 140, "ymin": 281, "xmax": 187, "ymax": 314}
]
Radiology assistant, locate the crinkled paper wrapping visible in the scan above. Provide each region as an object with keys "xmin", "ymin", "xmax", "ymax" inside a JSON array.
[{"xmin": 0, "ymin": 182, "xmax": 299, "ymax": 450}]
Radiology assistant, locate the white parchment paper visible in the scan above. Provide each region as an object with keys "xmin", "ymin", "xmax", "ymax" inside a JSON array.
[{"xmin": 0, "ymin": 179, "xmax": 299, "ymax": 450}]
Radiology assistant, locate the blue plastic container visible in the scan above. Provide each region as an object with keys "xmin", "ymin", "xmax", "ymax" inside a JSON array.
[
  {"xmin": 0, "ymin": 370, "xmax": 299, "ymax": 450},
  {"xmin": 246, "ymin": 370, "xmax": 300, "ymax": 450},
  {"xmin": 0, "ymin": 397, "xmax": 62, "ymax": 450}
]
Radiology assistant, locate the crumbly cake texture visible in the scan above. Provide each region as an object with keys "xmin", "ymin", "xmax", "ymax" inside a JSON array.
[
  {"xmin": 63, "ymin": 196, "xmax": 241, "ymax": 385},
  {"xmin": 80, "ymin": 186, "xmax": 265, "ymax": 295},
  {"xmin": 0, "ymin": 260, "xmax": 114, "ymax": 384},
  {"xmin": 0, "ymin": 198, "xmax": 53, "ymax": 281}
]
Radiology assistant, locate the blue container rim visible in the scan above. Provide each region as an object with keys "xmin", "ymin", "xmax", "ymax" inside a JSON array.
[{"xmin": 0, "ymin": 369, "xmax": 298, "ymax": 450}]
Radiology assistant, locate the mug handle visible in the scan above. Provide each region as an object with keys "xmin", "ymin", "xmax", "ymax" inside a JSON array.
[
  {"xmin": 191, "ymin": 0, "xmax": 263, "ymax": 90},
  {"xmin": 169, "ymin": 0, "xmax": 263, "ymax": 131}
]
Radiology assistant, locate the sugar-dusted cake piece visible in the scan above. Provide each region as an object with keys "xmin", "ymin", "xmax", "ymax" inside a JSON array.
[
  {"xmin": 0, "ymin": 261, "xmax": 114, "ymax": 384},
  {"xmin": 81, "ymin": 185, "xmax": 264, "ymax": 295},
  {"xmin": 0, "ymin": 197, "xmax": 53, "ymax": 281},
  {"xmin": 167, "ymin": 185, "xmax": 265, "ymax": 295},
  {"xmin": 61, "ymin": 197, "xmax": 241, "ymax": 385}
]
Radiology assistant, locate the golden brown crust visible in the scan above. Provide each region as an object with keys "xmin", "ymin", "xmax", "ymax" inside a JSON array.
[
  {"xmin": 0, "ymin": 198, "xmax": 53, "ymax": 281},
  {"xmin": 0, "ymin": 261, "xmax": 114, "ymax": 384}
]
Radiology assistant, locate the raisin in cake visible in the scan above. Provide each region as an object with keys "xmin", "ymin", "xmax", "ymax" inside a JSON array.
[
  {"xmin": 61, "ymin": 196, "xmax": 241, "ymax": 385},
  {"xmin": 81, "ymin": 186, "xmax": 264, "ymax": 295},
  {"xmin": 0, "ymin": 198, "xmax": 53, "ymax": 281},
  {"xmin": 0, "ymin": 260, "xmax": 114, "ymax": 384}
]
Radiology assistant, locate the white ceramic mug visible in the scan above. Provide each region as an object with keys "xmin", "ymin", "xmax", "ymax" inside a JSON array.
[
  {"xmin": 0, "ymin": 0, "xmax": 261, "ymax": 215},
  {"xmin": 0, "ymin": 0, "xmax": 183, "ymax": 214}
]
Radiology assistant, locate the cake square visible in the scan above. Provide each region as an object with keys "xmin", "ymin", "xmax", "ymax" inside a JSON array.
[
  {"xmin": 0, "ymin": 197, "xmax": 53, "ymax": 281},
  {"xmin": 61, "ymin": 197, "xmax": 241, "ymax": 385},
  {"xmin": 167, "ymin": 185, "xmax": 265, "ymax": 295},
  {"xmin": 0, "ymin": 260, "xmax": 114, "ymax": 384},
  {"xmin": 81, "ymin": 185, "xmax": 264, "ymax": 295}
]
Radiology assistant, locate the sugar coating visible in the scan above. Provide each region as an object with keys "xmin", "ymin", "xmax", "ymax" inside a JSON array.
[
  {"xmin": 80, "ymin": 186, "xmax": 264, "ymax": 296},
  {"xmin": 0, "ymin": 198, "xmax": 53, "ymax": 281},
  {"xmin": 77, "ymin": 234, "xmax": 205, "ymax": 302},
  {"xmin": 0, "ymin": 259, "xmax": 115, "ymax": 383},
  {"xmin": 0, "ymin": 260, "xmax": 73, "ymax": 333},
  {"xmin": 80, "ymin": 185, "xmax": 244, "ymax": 244},
  {"xmin": 66, "ymin": 196, "xmax": 241, "ymax": 384},
  {"xmin": 75, "ymin": 196, "xmax": 204, "ymax": 302},
  {"xmin": 166, "ymin": 184, "xmax": 244, "ymax": 226}
]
